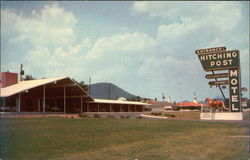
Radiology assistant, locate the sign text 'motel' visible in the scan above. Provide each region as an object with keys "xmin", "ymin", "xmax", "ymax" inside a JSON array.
[
  {"xmin": 197, "ymin": 50, "xmax": 240, "ymax": 71},
  {"xmin": 229, "ymin": 68, "xmax": 241, "ymax": 112}
]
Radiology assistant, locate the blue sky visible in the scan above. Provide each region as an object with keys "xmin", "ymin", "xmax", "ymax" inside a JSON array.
[{"xmin": 1, "ymin": 1, "xmax": 249, "ymax": 102}]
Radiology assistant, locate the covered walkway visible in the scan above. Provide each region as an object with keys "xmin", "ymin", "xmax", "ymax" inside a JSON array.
[{"xmin": 0, "ymin": 77, "xmax": 93, "ymax": 113}]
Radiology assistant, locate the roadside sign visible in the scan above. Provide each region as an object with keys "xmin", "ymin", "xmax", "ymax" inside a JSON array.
[
  {"xmin": 195, "ymin": 46, "xmax": 226, "ymax": 54},
  {"xmin": 208, "ymin": 80, "xmax": 229, "ymax": 86},
  {"xmin": 205, "ymin": 73, "xmax": 228, "ymax": 79},
  {"xmin": 197, "ymin": 50, "xmax": 240, "ymax": 71},
  {"xmin": 196, "ymin": 46, "xmax": 242, "ymax": 112}
]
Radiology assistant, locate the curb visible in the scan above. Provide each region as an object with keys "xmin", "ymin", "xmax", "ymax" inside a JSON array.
[{"xmin": 141, "ymin": 114, "xmax": 168, "ymax": 119}]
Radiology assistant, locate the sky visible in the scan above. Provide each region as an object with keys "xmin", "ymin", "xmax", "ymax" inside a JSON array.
[{"xmin": 1, "ymin": 1, "xmax": 249, "ymax": 102}]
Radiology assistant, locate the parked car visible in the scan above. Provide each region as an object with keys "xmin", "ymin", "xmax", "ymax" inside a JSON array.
[{"xmin": 0, "ymin": 106, "xmax": 15, "ymax": 112}]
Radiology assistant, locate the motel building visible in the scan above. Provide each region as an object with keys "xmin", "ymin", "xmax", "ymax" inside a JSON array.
[{"xmin": 0, "ymin": 72, "xmax": 147, "ymax": 113}]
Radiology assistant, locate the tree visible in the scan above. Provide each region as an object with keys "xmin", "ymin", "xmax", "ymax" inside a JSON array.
[
  {"xmin": 127, "ymin": 96, "xmax": 142, "ymax": 102},
  {"xmin": 73, "ymin": 79, "xmax": 88, "ymax": 92},
  {"xmin": 24, "ymin": 74, "xmax": 36, "ymax": 80}
]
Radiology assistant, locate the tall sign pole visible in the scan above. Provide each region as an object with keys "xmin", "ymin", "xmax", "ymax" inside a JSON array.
[
  {"xmin": 195, "ymin": 46, "xmax": 242, "ymax": 112},
  {"xmin": 211, "ymin": 70, "xmax": 226, "ymax": 100}
]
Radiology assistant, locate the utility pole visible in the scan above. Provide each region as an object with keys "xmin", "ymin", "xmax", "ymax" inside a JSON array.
[
  {"xmin": 179, "ymin": 82, "xmax": 182, "ymax": 110},
  {"xmin": 162, "ymin": 93, "xmax": 165, "ymax": 102},
  {"xmin": 20, "ymin": 64, "xmax": 24, "ymax": 81},
  {"xmin": 88, "ymin": 77, "xmax": 91, "ymax": 96},
  {"xmin": 108, "ymin": 83, "xmax": 111, "ymax": 100}
]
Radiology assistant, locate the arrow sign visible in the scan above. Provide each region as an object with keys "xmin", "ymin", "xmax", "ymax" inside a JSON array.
[
  {"xmin": 208, "ymin": 80, "xmax": 229, "ymax": 86},
  {"xmin": 205, "ymin": 73, "xmax": 229, "ymax": 79}
]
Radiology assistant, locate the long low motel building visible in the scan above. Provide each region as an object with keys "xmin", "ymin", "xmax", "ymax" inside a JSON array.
[{"xmin": 0, "ymin": 72, "xmax": 148, "ymax": 113}]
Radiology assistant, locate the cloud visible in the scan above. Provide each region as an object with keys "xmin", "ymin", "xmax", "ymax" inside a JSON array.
[
  {"xmin": 1, "ymin": 9, "xmax": 22, "ymax": 35},
  {"xmin": 132, "ymin": 2, "xmax": 203, "ymax": 19},
  {"xmin": 87, "ymin": 32, "xmax": 155, "ymax": 59},
  {"xmin": 81, "ymin": 32, "xmax": 156, "ymax": 84},
  {"xmin": 132, "ymin": 2, "xmax": 241, "ymax": 21},
  {"xmin": 24, "ymin": 38, "xmax": 93, "ymax": 78},
  {"xmin": 1, "ymin": 3, "xmax": 77, "ymax": 47},
  {"xmin": 1, "ymin": 61, "xmax": 20, "ymax": 74},
  {"xmin": 21, "ymin": 30, "xmax": 156, "ymax": 83}
]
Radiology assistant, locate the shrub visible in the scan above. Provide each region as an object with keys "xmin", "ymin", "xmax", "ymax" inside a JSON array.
[
  {"xmin": 79, "ymin": 113, "xmax": 87, "ymax": 118},
  {"xmin": 136, "ymin": 116, "xmax": 142, "ymax": 119},
  {"xmin": 120, "ymin": 115, "xmax": 130, "ymax": 118},
  {"xmin": 151, "ymin": 112, "xmax": 162, "ymax": 116},
  {"xmin": 164, "ymin": 113, "xmax": 176, "ymax": 117},
  {"xmin": 107, "ymin": 115, "xmax": 115, "ymax": 118},
  {"xmin": 94, "ymin": 114, "xmax": 101, "ymax": 118}
]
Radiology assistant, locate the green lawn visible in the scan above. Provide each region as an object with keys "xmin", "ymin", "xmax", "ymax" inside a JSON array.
[{"xmin": 1, "ymin": 117, "xmax": 249, "ymax": 160}]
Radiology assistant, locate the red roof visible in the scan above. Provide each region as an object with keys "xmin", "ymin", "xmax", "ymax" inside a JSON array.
[{"xmin": 175, "ymin": 102, "xmax": 204, "ymax": 107}]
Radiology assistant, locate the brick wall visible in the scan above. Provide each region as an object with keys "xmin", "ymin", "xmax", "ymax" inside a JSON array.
[{"xmin": 1, "ymin": 72, "xmax": 18, "ymax": 88}]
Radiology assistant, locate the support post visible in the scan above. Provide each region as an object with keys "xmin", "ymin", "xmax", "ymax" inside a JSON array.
[
  {"xmin": 110, "ymin": 104, "xmax": 112, "ymax": 112},
  {"xmin": 87, "ymin": 103, "xmax": 89, "ymax": 112},
  {"xmin": 38, "ymin": 99, "xmax": 40, "ymax": 112},
  {"xmin": 55, "ymin": 97, "xmax": 57, "ymax": 110},
  {"xmin": 64, "ymin": 86, "xmax": 66, "ymax": 113},
  {"xmin": 18, "ymin": 93, "xmax": 21, "ymax": 112},
  {"xmin": 80, "ymin": 97, "xmax": 83, "ymax": 113},
  {"xmin": 98, "ymin": 104, "xmax": 99, "ymax": 112},
  {"xmin": 43, "ymin": 85, "xmax": 45, "ymax": 112}
]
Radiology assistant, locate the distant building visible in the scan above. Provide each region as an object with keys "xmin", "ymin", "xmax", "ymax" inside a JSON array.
[
  {"xmin": 0, "ymin": 72, "xmax": 148, "ymax": 113},
  {"xmin": 174, "ymin": 102, "xmax": 207, "ymax": 111},
  {"xmin": 146, "ymin": 100, "xmax": 174, "ymax": 111},
  {"xmin": 241, "ymin": 98, "xmax": 249, "ymax": 108}
]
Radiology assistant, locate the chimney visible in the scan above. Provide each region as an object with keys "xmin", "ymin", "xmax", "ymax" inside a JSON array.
[{"xmin": 1, "ymin": 72, "xmax": 18, "ymax": 88}]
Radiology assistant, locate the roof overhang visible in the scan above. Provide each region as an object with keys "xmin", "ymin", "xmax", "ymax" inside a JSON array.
[
  {"xmin": 0, "ymin": 77, "xmax": 93, "ymax": 101},
  {"xmin": 92, "ymin": 99, "xmax": 150, "ymax": 105}
]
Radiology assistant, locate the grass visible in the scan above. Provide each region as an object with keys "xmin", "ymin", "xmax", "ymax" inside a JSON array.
[{"xmin": 0, "ymin": 117, "xmax": 249, "ymax": 160}]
